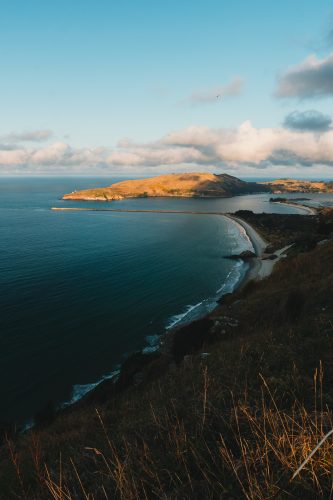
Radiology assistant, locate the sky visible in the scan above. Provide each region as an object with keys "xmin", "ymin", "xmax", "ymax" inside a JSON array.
[{"xmin": 1, "ymin": 0, "xmax": 333, "ymax": 177}]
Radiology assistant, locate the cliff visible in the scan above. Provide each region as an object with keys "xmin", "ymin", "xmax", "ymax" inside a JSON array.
[{"xmin": 63, "ymin": 172, "xmax": 270, "ymax": 201}]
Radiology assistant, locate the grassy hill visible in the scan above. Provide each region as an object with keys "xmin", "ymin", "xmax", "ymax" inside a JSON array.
[
  {"xmin": 262, "ymin": 178, "xmax": 333, "ymax": 193},
  {"xmin": 63, "ymin": 172, "xmax": 270, "ymax": 201}
]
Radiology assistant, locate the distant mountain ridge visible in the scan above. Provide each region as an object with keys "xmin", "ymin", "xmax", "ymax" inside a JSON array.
[{"xmin": 63, "ymin": 172, "xmax": 270, "ymax": 201}]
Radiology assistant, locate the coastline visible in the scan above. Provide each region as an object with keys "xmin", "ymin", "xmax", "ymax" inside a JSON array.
[
  {"xmin": 6, "ymin": 198, "xmax": 333, "ymax": 498},
  {"xmin": 223, "ymin": 214, "xmax": 297, "ymax": 287},
  {"xmin": 225, "ymin": 215, "xmax": 267, "ymax": 256},
  {"xmin": 18, "ymin": 209, "xmax": 281, "ymax": 430},
  {"xmin": 224, "ymin": 215, "xmax": 266, "ymax": 285},
  {"xmin": 52, "ymin": 214, "xmax": 266, "ymax": 413},
  {"xmin": 22, "ymin": 203, "xmax": 313, "ymax": 425},
  {"xmin": 58, "ymin": 211, "xmax": 300, "ymax": 411},
  {"xmin": 66, "ymin": 215, "xmax": 280, "ymax": 406},
  {"xmin": 271, "ymin": 200, "xmax": 316, "ymax": 215}
]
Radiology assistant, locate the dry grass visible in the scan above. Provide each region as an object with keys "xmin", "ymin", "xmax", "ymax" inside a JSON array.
[
  {"xmin": 2, "ymin": 364, "xmax": 333, "ymax": 499},
  {"xmin": 262, "ymin": 179, "xmax": 333, "ymax": 193},
  {"xmin": 62, "ymin": 172, "xmax": 268, "ymax": 201}
]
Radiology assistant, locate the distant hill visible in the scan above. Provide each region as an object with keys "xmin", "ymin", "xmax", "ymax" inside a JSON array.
[
  {"xmin": 261, "ymin": 178, "xmax": 333, "ymax": 193},
  {"xmin": 63, "ymin": 172, "xmax": 270, "ymax": 201}
]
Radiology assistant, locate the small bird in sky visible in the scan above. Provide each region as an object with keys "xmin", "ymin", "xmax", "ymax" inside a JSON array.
[{"xmin": 216, "ymin": 94, "xmax": 221, "ymax": 99}]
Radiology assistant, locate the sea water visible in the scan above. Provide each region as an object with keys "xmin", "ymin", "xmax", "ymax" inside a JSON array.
[{"xmin": 0, "ymin": 177, "xmax": 320, "ymax": 422}]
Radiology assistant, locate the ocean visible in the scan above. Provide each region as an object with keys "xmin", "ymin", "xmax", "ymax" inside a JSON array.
[{"xmin": 0, "ymin": 177, "xmax": 325, "ymax": 423}]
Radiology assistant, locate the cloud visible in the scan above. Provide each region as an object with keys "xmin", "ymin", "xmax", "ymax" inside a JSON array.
[
  {"xmin": 164, "ymin": 121, "xmax": 333, "ymax": 167},
  {"xmin": 107, "ymin": 146, "xmax": 207, "ymax": 166},
  {"xmin": 276, "ymin": 53, "xmax": 333, "ymax": 98},
  {"xmin": 3, "ymin": 130, "xmax": 54, "ymax": 142},
  {"xmin": 0, "ymin": 142, "xmax": 109, "ymax": 168},
  {"xmin": 31, "ymin": 142, "xmax": 72, "ymax": 164},
  {"xmin": 188, "ymin": 77, "xmax": 244, "ymax": 104},
  {"xmin": 283, "ymin": 110, "xmax": 332, "ymax": 132},
  {"xmin": 2, "ymin": 121, "xmax": 333, "ymax": 173}
]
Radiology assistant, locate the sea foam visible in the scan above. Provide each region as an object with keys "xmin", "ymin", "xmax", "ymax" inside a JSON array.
[
  {"xmin": 165, "ymin": 216, "xmax": 251, "ymax": 330},
  {"xmin": 64, "ymin": 369, "xmax": 120, "ymax": 406}
]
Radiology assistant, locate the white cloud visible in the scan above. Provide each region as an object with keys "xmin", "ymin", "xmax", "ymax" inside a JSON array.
[
  {"xmin": 0, "ymin": 148, "xmax": 29, "ymax": 165},
  {"xmin": 2, "ymin": 122, "xmax": 333, "ymax": 174},
  {"xmin": 276, "ymin": 53, "xmax": 333, "ymax": 98},
  {"xmin": 107, "ymin": 146, "xmax": 206, "ymax": 166},
  {"xmin": 31, "ymin": 142, "xmax": 71, "ymax": 164}
]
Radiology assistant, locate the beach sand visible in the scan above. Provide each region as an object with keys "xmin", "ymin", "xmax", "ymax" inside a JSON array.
[
  {"xmin": 225, "ymin": 215, "xmax": 292, "ymax": 285},
  {"xmin": 272, "ymin": 201, "xmax": 316, "ymax": 215}
]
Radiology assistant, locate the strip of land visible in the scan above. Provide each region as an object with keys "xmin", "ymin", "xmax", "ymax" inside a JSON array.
[
  {"xmin": 225, "ymin": 215, "xmax": 293, "ymax": 282},
  {"xmin": 61, "ymin": 173, "xmax": 333, "ymax": 202},
  {"xmin": 62, "ymin": 172, "xmax": 271, "ymax": 201},
  {"xmin": 270, "ymin": 200, "xmax": 316, "ymax": 215},
  {"xmin": 51, "ymin": 207, "xmax": 230, "ymax": 215}
]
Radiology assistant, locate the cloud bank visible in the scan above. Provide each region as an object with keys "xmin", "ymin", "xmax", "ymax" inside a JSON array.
[
  {"xmin": 276, "ymin": 53, "xmax": 333, "ymax": 98},
  {"xmin": 2, "ymin": 130, "xmax": 54, "ymax": 143},
  {"xmin": 2, "ymin": 121, "xmax": 333, "ymax": 173},
  {"xmin": 283, "ymin": 110, "xmax": 332, "ymax": 132}
]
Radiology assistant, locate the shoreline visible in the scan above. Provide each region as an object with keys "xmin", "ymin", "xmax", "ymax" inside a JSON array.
[
  {"xmin": 223, "ymin": 214, "xmax": 297, "ymax": 287},
  {"xmin": 22, "ymin": 205, "xmax": 309, "ymax": 427},
  {"xmin": 65, "ymin": 215, "xmax": 279, "ymax": 406},
  {"xmin": 67, "ymin": 215, "xmax": 263, "ymax": 406},
  {"xmin": 224, "ymin": 215, "xmax": 267, "ymax": 286},
  {"xmin": 271, "ymin": 200, "xmax": 316, "ymax": 215}
]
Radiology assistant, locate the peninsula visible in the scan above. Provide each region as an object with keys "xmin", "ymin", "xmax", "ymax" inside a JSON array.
[
  {"xmin": 62, "ymin": 172, "xmax": 270, "ymax": 201},
  {"xmin": 63, "ymin": 173, "xmax": 333, "ymax": 202},
  {"xmin": 262, "ymin": 178, "xmax": 333, "ymax": 193}
]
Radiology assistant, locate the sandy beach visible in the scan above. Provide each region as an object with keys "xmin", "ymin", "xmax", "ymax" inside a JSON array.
[
  {"xmin": 225, "ymin": 214, "xmax": 292, "ymax": 285},
  {"xmin": 272, "ymin": 201, "xmax": 316, "ymax": 215}
]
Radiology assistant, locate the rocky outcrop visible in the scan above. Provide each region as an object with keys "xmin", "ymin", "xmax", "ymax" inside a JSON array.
[{"xmin": 225, "ymin": 250, "xmax": 256, "ymax": 260}]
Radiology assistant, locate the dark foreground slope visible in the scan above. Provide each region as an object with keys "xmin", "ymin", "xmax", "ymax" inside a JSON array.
[{"xmin": 1, "ymin": 210, "xmax": 333, "ymax": 499}]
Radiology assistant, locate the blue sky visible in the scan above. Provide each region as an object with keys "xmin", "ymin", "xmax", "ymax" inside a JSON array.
[{"xmin": 1, "ymin": 0, "xmax": 333, "ymax": 176}]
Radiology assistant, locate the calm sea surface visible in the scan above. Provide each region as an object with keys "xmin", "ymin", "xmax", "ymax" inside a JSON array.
[{"xmin": 0, "ymin": 177, "xmax": 330, "ymax": 422}]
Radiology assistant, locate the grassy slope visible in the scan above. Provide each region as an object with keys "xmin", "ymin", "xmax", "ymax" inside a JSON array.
[
  {"xmin": 232, "ymin": 208, "xmax": 333, "ymax": 249},
  {"xmin": 262, "ymin": 179, "xmax": 333, "ymax": 193},
  {"xmin": 1, "ymin": 212, "xmax": 333, "ymax": 498},
  {"xmin": 62, "ymin": 172, "xmax": 270, "ymax": 201}
]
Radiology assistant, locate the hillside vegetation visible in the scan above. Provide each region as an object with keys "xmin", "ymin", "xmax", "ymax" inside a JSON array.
[
  {"xmin": 262, "ymin": 178, "xmax": 333, "ymax": 193},
  {"xmin": 1, "ymin": 210, "xmax": 333, "ymax": 499},
  {"xmin": 63, "ymin": 172, "xmax": 270, "ymax": 201}
]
